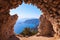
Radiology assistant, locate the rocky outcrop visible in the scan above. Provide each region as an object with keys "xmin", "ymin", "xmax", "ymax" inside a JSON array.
[{"xmin": 0, "ymin": 0, "xmax": 60, "ymax": 40}]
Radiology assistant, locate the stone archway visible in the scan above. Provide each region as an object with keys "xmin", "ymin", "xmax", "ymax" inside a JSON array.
[{"xmin": 0, "ymin": 0, "xmax": 60, "ymax": 40}]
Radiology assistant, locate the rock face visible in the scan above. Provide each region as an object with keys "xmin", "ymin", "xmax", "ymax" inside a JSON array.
[
  {"xmin": 38, "ymin": 15, "xmax": 54, "ymax": 37},
  {"xmin": 0, "ymin": 11, "xmax": 18, "ymax": 40},
  {"xmin": 0, "ymin": 0, "xmax": 22, "ymax": 40},
  {"xmin": 0, "ymin": 12, "xmax": 18, "ymax": 40},
  {"xmin": 0, "ymin": 0, "xmax": 60, "ymax": 40}
]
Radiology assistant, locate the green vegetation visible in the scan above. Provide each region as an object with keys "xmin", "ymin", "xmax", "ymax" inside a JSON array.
[{"xmin": 20, "ymin": 27, "xmax": 38, "ymax": 37}]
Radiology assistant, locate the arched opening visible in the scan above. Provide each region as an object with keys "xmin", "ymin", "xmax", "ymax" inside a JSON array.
[
  {"xmin": 10, "ymin": 2, "xmax": 42, "ymax": 36},
  {"xmin": 0, "ymin": 0, "xmax": 59, "ymax": 40}
]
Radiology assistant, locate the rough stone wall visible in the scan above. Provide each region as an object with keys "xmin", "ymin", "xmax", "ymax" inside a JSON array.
[
  {"xmin": 0, "ymin": 11, "xmax": 18, "ymax": 40},
  {"xmin": 0, "ymin": 0, "xmax": 22, "ymax": 13},
  {"xmin": 0, "ymin": 0, "xmax": 60, "ymax": 40},
  {"xmin": 0, "ymin": 0, "xmax": 22, "ymax": 40},
  {"xmin": 38, "ymin": 15, "xmax": 54, "ymax": 37}
]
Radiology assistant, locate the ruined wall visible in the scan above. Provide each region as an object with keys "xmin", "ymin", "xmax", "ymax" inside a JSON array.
[{"xmin": 0, "ymin": 0, "xmax": 60, "ymax": 40}]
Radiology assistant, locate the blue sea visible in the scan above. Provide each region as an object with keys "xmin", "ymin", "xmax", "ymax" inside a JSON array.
[{"xmin": 14, "ymin": 19, "xmax": 39, "ymax": 34}]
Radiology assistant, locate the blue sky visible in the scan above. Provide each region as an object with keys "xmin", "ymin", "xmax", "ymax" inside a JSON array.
[{"xmin": 10, "ymin": 2, "xmax": 42, "ymax": 20}]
